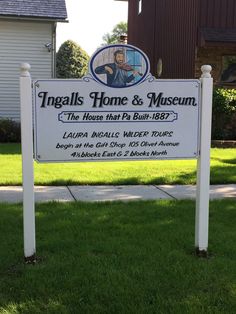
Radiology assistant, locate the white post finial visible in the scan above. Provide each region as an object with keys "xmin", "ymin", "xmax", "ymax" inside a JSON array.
[
  {"xmin": 20, "ymin": 63, "xmax": 31, "ymax": 77},
  {"xmin": 201, "ymin": 65, "xmax": 212, "ymax": 78}
]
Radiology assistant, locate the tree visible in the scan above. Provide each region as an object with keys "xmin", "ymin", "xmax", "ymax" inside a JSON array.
[
  {"xmin": 56, "ymin": 40, "xmax": 89, "ymax": 78},
  {"xmin": 102, "ymin": 21, "xmax": 127, "ymax": 45}
]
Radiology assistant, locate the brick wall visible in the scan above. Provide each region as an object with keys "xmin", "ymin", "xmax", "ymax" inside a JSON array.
[
  {"xmin": 195, "ymin": 46, "xmax": 236, "ymax": 82},
  {"xmin": 196, "ymin": 46, "xmax": 236, "ymax": 140}
]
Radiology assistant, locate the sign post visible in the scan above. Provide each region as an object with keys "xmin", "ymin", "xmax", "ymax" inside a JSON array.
[
  {"xmin": 19, "ymin": 45, "xmax": 213, "ymax": 260},
  {"xmin": 20, "ymin": 63, "xmax": 36, "ymax": 263},
  {"xmin": 195, "ymin": 65, "xmax": 213, "ymax": 256}
]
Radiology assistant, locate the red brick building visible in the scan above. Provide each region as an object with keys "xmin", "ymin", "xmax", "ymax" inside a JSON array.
[{"xmin": 121, "ymin": 0, "xmax": 236, "ymax": 84}]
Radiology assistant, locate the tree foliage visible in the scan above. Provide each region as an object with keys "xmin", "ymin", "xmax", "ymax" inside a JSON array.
[
  {"xmin": 212, "ymin": 88, "xmax": 236, "ymax": 139},
  {"xmin": 102, "ymin": 21, "xmax": 127, "ymax": 45},
  {"xmin": 56, "ymin": 40, "xmax": 89, "ymax": 78}
]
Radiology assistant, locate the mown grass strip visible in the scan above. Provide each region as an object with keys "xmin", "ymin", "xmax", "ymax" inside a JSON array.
[
  {"xmin": 0, "ymin": 200, "xmax": 236, "ymax": 313},
  {"xmin": 0, "ymin": 144, "xmax": 235, "ymax": 185}
]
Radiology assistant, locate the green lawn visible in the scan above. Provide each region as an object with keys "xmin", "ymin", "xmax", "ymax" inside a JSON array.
[
  {"xmin": 0, "ymin": 199, "xmax": 236, "ymax": 313},
  {"xmin": 0, "ymin": 143, "xmax": 235, "ymax": 185}
]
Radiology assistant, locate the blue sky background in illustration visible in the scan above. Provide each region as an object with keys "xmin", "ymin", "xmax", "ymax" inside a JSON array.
[{"xmin": 56, "ymin": 0, "xmax": 128, "ymax": 56}]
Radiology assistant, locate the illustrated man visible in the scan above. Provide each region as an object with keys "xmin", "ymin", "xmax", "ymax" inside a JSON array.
[{"xmin": 95, "ymin": 49, "xmax": 139, "ymax": 87}]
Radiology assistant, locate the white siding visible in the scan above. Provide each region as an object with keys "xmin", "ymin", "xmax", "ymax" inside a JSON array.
[{"xmin": 0, "ymin": 20, "xmax": 53, "ymax": 120}]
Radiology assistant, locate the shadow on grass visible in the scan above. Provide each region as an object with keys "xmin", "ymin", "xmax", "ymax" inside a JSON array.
[
  {"xmin": 220, "ymin": 158, "xmax": 236, "ymax": 165},
  {"xmin": 41, "ymin": 177, "xmax": 142, "ymax": 186},
  {"xmin": 210, "ymin": 165, "xmax": 236, "ymax": 184},
  {"xmin": 1, "ymin": 200, "xmax": 236, "ymax": 312},
  {"xmin": 35, "ymin": 172, "xmax": 198, "ymax": 186},
  {"xmin": 34, "ymin": 164, "xmax": 236, "ymax": 186},
  {"xmin": 211, "ymin": 156, "xmax": 236, "ymax": 165},
  {"xmin": 0, "ymin": 143, "xmax": 21, "ymax": 155}
]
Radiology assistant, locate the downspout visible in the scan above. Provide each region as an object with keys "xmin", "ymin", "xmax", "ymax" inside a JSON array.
[{"xmin": 52, "ymin": 22, "xmax": 57, "ymax": 78}]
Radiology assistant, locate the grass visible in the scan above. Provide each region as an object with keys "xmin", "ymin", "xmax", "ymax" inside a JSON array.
[
  {"xmin": 0, "ymin": 199, "xmax": 236, "ymax": 313},
  {"xmin": 0, "ymin": 143, "xmax": 236, "ymax": 185}
]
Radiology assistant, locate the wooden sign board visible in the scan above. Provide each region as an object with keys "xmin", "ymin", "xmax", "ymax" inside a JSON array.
[{"xmin": 33, "ymin": 44, "xmax": 201, "ymax": 162}]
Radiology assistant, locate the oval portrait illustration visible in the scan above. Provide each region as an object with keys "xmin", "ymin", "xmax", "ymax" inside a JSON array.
[{"xmin": 90, "ymin": 44, "xmax": 150, "ymax": 88}]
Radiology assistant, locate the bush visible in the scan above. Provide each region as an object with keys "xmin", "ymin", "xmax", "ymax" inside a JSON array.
[
  {"xmin": 56, "ymin": 40, "xmax": 89, "ymax": 78},
  {"xmin": 0, "ymin": 118, "xmax": 21, "ymax": 143},
  {"xmin": 212, "ymin": 88, "xmax": 236, "ymax": 140}
]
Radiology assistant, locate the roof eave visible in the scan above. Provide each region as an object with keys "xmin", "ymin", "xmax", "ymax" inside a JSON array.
[{"xmin": 0, "ymin": 14, "xmax": 68, "ymax": 22}]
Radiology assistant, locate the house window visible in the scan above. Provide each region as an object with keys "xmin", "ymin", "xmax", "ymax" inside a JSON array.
[
  {"xmin": 138, "ymin": 0, "xmax": 142, "ymax": 15},
  {"xmin": 220, "ymin": 56, "xmax": 236, "ymax": 84},
  {"xmin": 126, "ymin": 49, "xmax": 143, "ymax": 84}
]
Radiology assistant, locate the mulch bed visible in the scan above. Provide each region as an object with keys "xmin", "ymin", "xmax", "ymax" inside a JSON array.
[{"xmin": 211, "ymin": 140, "xmax": 236, "ymax": 148}]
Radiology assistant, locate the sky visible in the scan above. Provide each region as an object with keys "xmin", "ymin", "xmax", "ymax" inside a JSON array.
[{"xmin": 56, "ymin": 0, "xmax": 128, "ymax": 56}]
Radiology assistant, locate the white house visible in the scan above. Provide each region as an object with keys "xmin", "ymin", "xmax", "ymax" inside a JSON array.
[{"xmin": 0, "ymin": 0, "xmax": 67, "ymax": 120}]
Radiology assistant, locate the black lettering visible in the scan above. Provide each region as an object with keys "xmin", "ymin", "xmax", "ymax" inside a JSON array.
[
  {"xmin": 90, "ymin": 91, "xmax": 128, "ymax": 108},
  {"xmin": 147, "ymin": 92, "xmax": 162, "ymax": 107},
  {"xmin": 185, "ymin": 97, "xmax": 196, "ymax": 106},
  {"xmin": 90, "ymin": 91, "xmax": 105, "ymax": 108},
  {"xmin": 55, "ymin": 96, "xmax": 63, "ymax": 108},
  {"xmin": 38, "ymin": 91, "xmax": 48, "ymax": 108}
]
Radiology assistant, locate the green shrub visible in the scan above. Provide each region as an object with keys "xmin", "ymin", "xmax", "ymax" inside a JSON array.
[
  {"xmin": 56, "ymin": 40, "xmax": 89, "ymax": 78},
  {"xmin": 212, "ymin": 88, "xmax": 236, "ymax": 140},
  {"xmin": 0, "ymin": 118, "xmax": 21, "ymax": 143}
]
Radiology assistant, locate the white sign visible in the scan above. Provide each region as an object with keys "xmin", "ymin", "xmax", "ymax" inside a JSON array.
[
  {"xmin": 33, "ymin": 44, "xmax": 201, "ymax": 162},
  {"xmin": 20, "ymin": 54, "xmax": 213, "ymax": 260}
]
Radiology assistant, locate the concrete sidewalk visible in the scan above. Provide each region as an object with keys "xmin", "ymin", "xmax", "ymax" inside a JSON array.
[{"xmin": 0, "ymin": 185, "xmax": 236, "ymax": 203}]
